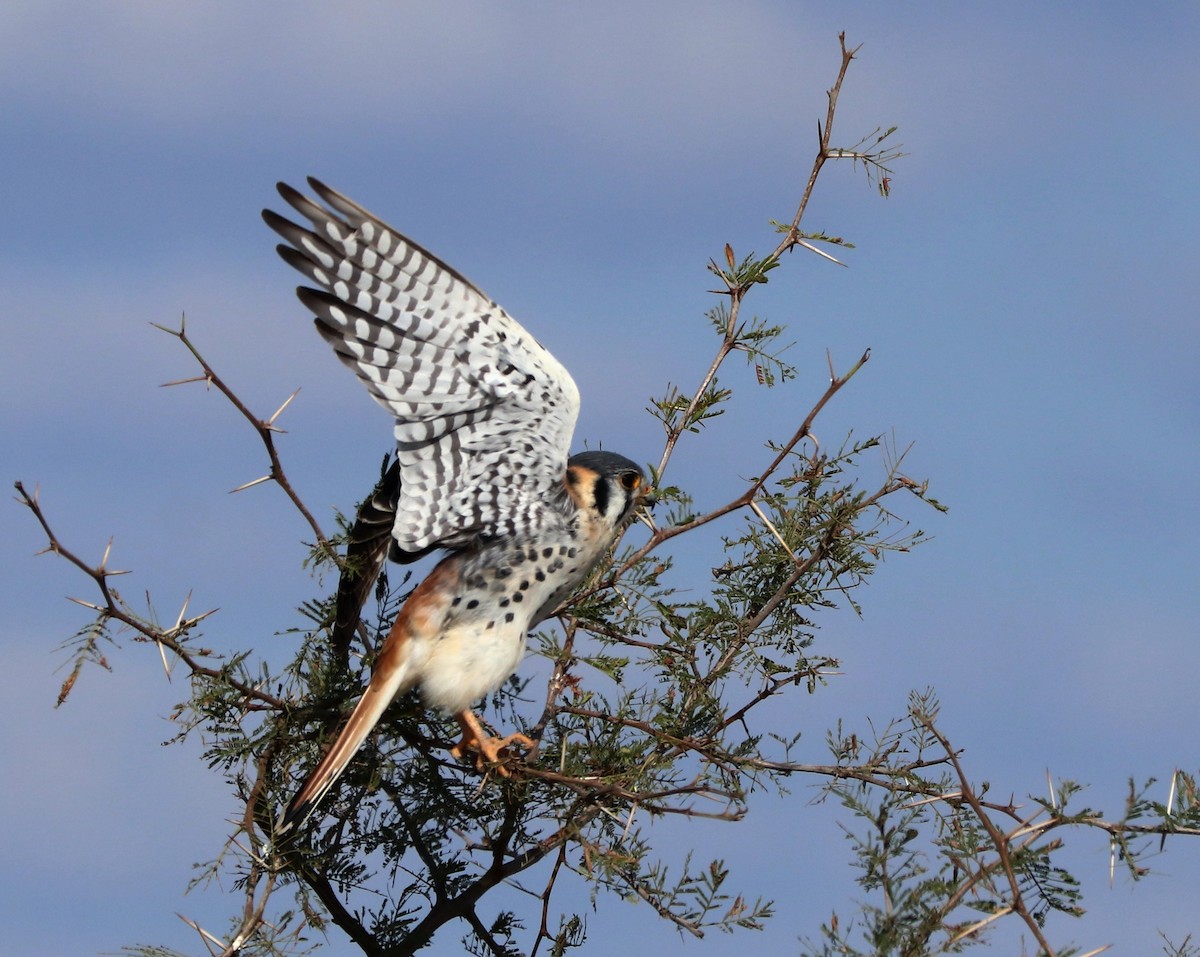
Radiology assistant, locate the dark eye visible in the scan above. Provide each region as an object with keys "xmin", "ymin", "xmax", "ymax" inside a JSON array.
[{"xmin": 620, "ymin": 471, "xmax": 641, "ymax": 491}]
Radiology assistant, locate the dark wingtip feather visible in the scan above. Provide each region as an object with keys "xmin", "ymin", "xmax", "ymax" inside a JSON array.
[
  {"xmin": 276, "ymin": 243, "xmax": 315, "ymax": 276},
  {"xmin": 276, "ymin": 180, "xmax": 307, "ymax": 207},
  {"xmin": 261, "ymin": 207, "xmax": 284, "ymax": 229},
  {"xmin": 262, "ymin": 207, "xmax": 300, "ymax": 241},
  {"xmin": 295, "ymin": 285, "xmax": 344, "ymax": 315}
]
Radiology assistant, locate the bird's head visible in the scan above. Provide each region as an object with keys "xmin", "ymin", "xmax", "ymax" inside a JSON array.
[{"xmin": 565, "ymin": 450, "xmax": 649, "ymax": 529}]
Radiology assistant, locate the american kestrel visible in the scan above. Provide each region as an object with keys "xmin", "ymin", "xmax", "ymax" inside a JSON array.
[{"xmin": 264, "ymin": 179, "xmax": 646, "ymax": 836}]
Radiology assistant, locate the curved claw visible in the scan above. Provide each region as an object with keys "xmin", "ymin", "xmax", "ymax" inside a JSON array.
[{"xmin": 451, "ymin": 710, "xmax": 534, "ymax": 777}]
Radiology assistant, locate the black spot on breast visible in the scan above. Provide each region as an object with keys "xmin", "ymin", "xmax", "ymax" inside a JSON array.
[
  {"xmin": 542, "ymin": 547, "xmax": 554, "ymax": 558},
  {"xmin": 512, "ymin": 592, "xmax": 524, "ymax": 603},
  {"xmin": 504, "ymin": 612, "xmax": 515, "ymax": 623},
  {"xmin": 500, "ymin": 598, "xmax": 511, "ymax": 608},
  {"xmin": 519, "ymin": 580, "xmax": 530, "ymax": 591},
  {"xmin": 535, "ymin": 570, "xmax": 546, "ymax": 582},
  {"xmin": 466, "ymin": 599, "xmax": 479, "ymax": 610}
]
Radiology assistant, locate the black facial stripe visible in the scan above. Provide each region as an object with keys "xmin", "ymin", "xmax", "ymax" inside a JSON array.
[{"xmin": 591, "ymin": 473, "xmax": 610, "ymax": 517}]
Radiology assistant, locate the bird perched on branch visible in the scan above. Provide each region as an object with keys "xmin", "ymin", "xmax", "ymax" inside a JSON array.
[{"xmin": 264, "ymin": 179, "xmax": 647, "ymax": 836}]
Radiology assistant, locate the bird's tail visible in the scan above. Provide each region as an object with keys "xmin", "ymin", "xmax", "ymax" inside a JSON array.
[{"xmin": 276, "ymin": 647, "xmax": 414, "ymax": 839}]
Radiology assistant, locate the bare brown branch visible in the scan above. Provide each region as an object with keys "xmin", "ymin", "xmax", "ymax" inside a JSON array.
[{"xmin": 154, "ymin": 317, "xmax": 336, "ymax": 565}]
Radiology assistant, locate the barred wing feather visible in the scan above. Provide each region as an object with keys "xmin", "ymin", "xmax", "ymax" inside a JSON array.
[{"xmin": 264, "ymin": 178, "xmax": 580, "ymax": 556}]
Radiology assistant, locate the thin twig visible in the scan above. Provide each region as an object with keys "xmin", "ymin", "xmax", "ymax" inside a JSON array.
[
  {"xmin": 15, "ymin": 480, "xmax": 282, "ymax": 709},
  {"xmin": 154, "ymin": 318, "xmax": 335, "ymax": 563},
  {"xmin": 918, "ymin": 715, "xmax": 1061, "ymax": 957}
]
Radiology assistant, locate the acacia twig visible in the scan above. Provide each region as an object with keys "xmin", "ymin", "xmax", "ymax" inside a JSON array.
[{"xmin": 155, "ymin": 316, "xmax": 336, "ymax": 565}]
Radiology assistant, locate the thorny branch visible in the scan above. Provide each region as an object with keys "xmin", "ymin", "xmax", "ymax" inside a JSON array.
[
  {"xmin": 599, "ymin": 36, "xmax": 911, "ymax": 592},
  {"xmin": 600, "ymin": 347, "xmax": 876, "ymax": 592},
  {"xmin": 652, "ymin": 33, "xmax": 863, "ymax": 484},
  {"xmin": 919, "ymin": 715, "xmax": 1062, "ymax": 957},
  {"xmin": 776, "ymin": 32, "xmax": 863, "ymax": 256},
  {"xmin": 13, "ymin": 479, "xmax": 280, "ymax": 709},
  {"xmin": 155, "ymin": 314, "xmax": 336, "ymax": 566}
]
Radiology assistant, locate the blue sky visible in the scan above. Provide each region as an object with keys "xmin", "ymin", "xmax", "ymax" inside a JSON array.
[{"xmin": 4, "ymin": 1, "xmax": 1199, "ymax": 953}]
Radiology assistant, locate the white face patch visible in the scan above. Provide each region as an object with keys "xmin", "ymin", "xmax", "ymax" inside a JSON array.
[{"xmin": 565, "ymin": 465, "xmax": 643, "ymax": 524}]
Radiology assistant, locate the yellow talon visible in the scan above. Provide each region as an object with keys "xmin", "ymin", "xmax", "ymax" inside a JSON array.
[{"xmin": 451, "ymin": 710, "xmax": 533, "ymax": 776}]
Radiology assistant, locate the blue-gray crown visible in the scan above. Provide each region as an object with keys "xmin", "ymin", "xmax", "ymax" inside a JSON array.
[{"xmin": 567, "ymin": 450, "xmax": 643, "ymax": 478}]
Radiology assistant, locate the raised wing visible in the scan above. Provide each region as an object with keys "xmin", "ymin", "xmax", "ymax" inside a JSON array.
[{"xmin": 264, "ymin": 179, "xmax": 580, "ymax": 554}]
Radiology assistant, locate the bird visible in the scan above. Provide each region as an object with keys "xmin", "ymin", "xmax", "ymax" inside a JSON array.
[{"xmin": 263, "ymin": 178, "xmax": 647, "ymax": 836}]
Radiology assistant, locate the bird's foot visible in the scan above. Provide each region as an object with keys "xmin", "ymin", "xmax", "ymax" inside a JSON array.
[{"xmin": 451, "ymin": 710, "xmax": 534, "ymax": 777}]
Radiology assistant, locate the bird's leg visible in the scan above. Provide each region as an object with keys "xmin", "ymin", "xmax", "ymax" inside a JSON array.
[{"xmin": 450, "ymin": 709, "xmax": 534, "ymax": 777}]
